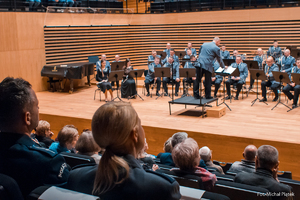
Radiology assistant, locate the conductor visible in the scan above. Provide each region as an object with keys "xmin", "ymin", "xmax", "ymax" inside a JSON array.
[{"xmin": 195, "ymin": 37, "xmax": 225, "ymax": 99}]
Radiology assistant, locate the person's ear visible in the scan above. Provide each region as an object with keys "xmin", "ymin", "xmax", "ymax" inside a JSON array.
[
  {"xmin": 131, "ymin": 126, "xmax": 139, "ymax": 144},
  {"xmin": 25, "ymin": 111, "xmax": 31, "ymax": 126},
  {"xmin": 242, "ymin": 152, "xmax": 245, "ymax": 159}
]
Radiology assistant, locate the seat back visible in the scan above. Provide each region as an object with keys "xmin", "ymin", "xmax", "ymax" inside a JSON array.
[
  {"xmin": 213, "ymin": 180, "xmax": 271, "ymax": 200},
  {"xmin": 278, "ymin": 177, "xmax": 300, "ymax": 199},
  {"xmin": 213, "ymin": 160, "xmax": 232, "ymax": 173},
  {"xmin": 0, "ymin": 173, "xmax": 24, "ymax": 200},
  {"xmin": 60, "ymin": 152, "xmax": 96, "ymax": 168},
  {"xmin": 277, "ymin": 171, "xmax": 292, "ymax": 179}
]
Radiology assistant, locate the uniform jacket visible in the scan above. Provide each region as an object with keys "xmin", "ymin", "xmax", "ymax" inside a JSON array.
[
  {"xmin": 145, "ymin": 63, "xmax": 161, "ymax": 82},
  {"xmin": 230, "ymin": 62, "xmax": 248, "ymax": 83}
]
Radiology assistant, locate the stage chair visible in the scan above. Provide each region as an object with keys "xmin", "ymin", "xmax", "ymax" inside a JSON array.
[
  {"xmin": 94, "ymin": 87, "xmax": 102, "ymax": 101},
  {"xmin": 60, "ymin": 152, "xmax": 96, "ymax": 169},
  {"xmin": 0, "ymin": 173, "xmax": 23, "ymax": 200}
]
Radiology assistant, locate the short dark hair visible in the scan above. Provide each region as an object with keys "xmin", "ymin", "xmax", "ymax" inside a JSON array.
[
  {"xmin": 274, "ymin": 40, "xmax": 278, "ymax": 43},
  {"xmin": 0, "ymin": 77, "xmax": 33, "ymax": 129},
  {"xmin": 296, "ymin": 57, "xmax": 300, "ymax": 61},
  {"xmin": 222, "ymin": 44, "xmax": 226, "ymax": 46},
  {"xmin": 171, "ymin": 132, "xmax": 188, "ymax": 148},
  {"xmin": 257, "ymin": 145, "xmax": 278, "ymax": 170},
  {"xmin": 170, "ymin": 48, "xmax": 175, "ymax": 52},
  {"xmin": 190, "ymin": 55, "xmax": 195, "ymax": 59}
]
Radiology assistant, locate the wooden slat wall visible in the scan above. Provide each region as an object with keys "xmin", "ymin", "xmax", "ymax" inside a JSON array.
[{"xmin": 44, "ymin": 20, "xmax": 300, "ymax": 68}]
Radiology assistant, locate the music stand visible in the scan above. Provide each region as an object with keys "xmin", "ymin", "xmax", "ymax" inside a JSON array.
[
  {"xmin": 157, "ymin": 51, "xmax": 166, "ymax": 59},
  {"xmin": 154, "ymin": 67, "xmax": 171, "ymax": 100},
  {"xmin": 223, "ymin": 59, "xmax": 235, "ymax": 66},
  {"xmin": 108, "ymin": 70, "xmax": 124, "ymax": 102},
  {"xmin": 111, "ymin": 61, "xmax": 125, "ymax": 71},
  {"xmin": 181, "ymin": 58, "xmax": 190, "ymax": 68},
  {"xmin": 271, "ymin": 71, "xmax": 292, "ymax": 111},
  {"xmin": 128, "ymin": 69, "xmax": 145, "ymax": 101},
  {"xmin": 175, "ymin": 51, "xmax": 186, "ymax": 60},
  {"xmin": 249, "ymin": 69, "xmax": 268, "ymax": 106},
  {"xmin": 216, "ymin": 67, "xmax": 239, "ymax": 111},
  {"xmin": 179, "ymin": 68, "xmax": 196, "ymax": 97},
  {"xmin": 244, "ymin": 60, "xmax": 260, "ymax": 95}
]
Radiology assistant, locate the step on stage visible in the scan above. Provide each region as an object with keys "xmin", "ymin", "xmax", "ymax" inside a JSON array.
[{"xmin": 169, "ymin": 96, "xmax": 218, "ymax": 116}]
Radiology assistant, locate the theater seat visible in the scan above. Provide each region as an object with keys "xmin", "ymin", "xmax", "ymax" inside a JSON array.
[
  {"xmin": 60, "ymin": 152, "xmax": 96, "ymax": 169},
  {"xmin": 0, "ymin": 173, "xmax": 24, "ymax": 200},
  {"xmin": 213, "ymin": 180, "xmax": 271, "ymax": 200}
]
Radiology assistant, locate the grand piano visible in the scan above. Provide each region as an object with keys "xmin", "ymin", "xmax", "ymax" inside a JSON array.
[{"xmin": 41, "ymin": 62, "xmax": 94, "ymax": 93}]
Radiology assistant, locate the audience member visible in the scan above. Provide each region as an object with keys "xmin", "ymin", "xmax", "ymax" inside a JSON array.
[
  {"xmin": 229, "ymin": 145, "xmax": 257, "ymax": 173},
  {"xmin": 160, "ymin": 132, "xmax": 188, "ymax": 166},
  {"xmin": 33, "ymin": 120, "xmax": 54, "ymax": 148},
  {"xmin": 49, "ymin": 125, "xmax": 79, "ymax": 154},
  {"xmin": 157, "ymin": 137, "xmax": 172, "ymax": 158},
  {"xmin": 172, "ymin": 138, "xmax": 217, "ymax": 191},
  {"xmin": 234, "ymin": 145, "xmax": 292, "ymax": 199},
  {"xmin": 28, "ymin": 0, "xmax": 40, "ymax": 11},
  {"xmin": 76, "ymin": 129, "xmax": 101, "ymax": 164},
  {"xmin": 199, "ymin": 146, "xmax": 224, "ymax": 174},
  {"xmin": 0, "ymin": 77, "xmax": 69, "ymax": 197},
  {"xmin": 138, "ymin": 138, "xmax": 158, "ymax": 171},
  {"xmin": 68, "ymin": 102, "xmax": 181, "ymax": 199}
]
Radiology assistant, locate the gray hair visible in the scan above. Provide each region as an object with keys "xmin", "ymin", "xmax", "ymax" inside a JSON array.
[
  {"xmin": 171, "ymin": 132, "xmax": 188, "ymax": 148},
  {"xmin": 213, "ymin": 37, "xmax": 220, "ymax": 42},
  {"xmin": 199, "ymin": 146, "xmax": 211, "ymax": 161},
  {"xmin": 257, "ymin": 145, "xmax": 278, "ymax": 170}
]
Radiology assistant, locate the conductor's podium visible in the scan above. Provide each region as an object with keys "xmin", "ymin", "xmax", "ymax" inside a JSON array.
[{"xmin": 206, "ymin": 106, "xmax": 226, "ymax": 118}]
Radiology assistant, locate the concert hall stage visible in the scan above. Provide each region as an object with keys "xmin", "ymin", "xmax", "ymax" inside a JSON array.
[{"xmin": 36, "ymin": 85, "xmax": 300, "ymax": 180}]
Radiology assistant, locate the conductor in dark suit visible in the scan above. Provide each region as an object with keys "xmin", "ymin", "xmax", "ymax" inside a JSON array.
[{"xmin": 195, "ymin": 37, "xmax": 225, "ymax": 99}]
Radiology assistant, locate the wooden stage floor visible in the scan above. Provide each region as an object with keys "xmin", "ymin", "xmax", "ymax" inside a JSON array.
[
  {"xmin": 37, "ymin": 85, "xmax": 300, "ymax": 180},
  {"xmin": 37, "ymin": 85, "xmax": 300, "ymax": 145}
]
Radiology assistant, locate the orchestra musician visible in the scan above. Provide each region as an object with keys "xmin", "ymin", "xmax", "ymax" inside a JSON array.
[
  {"xmin": 211, "ymin": 60, "xmax": 223, "ymax": 98},
  {"xmin": 148, "ymin": 50, "xmax": 160, "ymax": 63},
  {"xmin": 96, "ymin": 54, "xmax": 111, "ymax": 71},
  {"xmin": 220, "ymin": 44, "xmax": 230, "ymax": 59},
  {"xmin": 195, "ymin": 37, "xmax": 225, "ymax": 99},
  {"xmin": 260, "ymin": 57, "xmax": 280, "ymax": 102},
  {"xmin": 249, "ymin": 48, "xmax": 266, "ymax": 90},
  {"xmin": 225, "ymin": 55, "xmax": 248, "ymax": 100},
  {"xmin": 185, "ymin": 43, "xmax": 197, "ymax": 57},
  {"xmin": 96, "ymin": 60, "xmax": 113, "ymax": 102},
  {"xmin": 183, "ymin": 49, "xmax": 192, "ymax": 59},
  {"xmin": 183, "ymin": 55, "xmax": 199, "ymax": 96},
  {"xmin": 144, "ymin": 56, "xmax": 162, "ymax": 97},
  {"xmin": 163, "ymin": 56, "xmax": 180, "ymax": 97},
  {"xmin": 162, "ymin": 49, "xmax": 179, "ymax": 65},
  {"xmin": 282, "ymin": 58, "xmax": 300, "ymax": 109},
  {"xmin": 280, "ymin": 49, "xmax": 295, "ymax": 75},
  {"xmin": 267, "ymin": 40, "xmax": 282, "ymax": 62},
  {"xmin": 121, "ymin": 58, "xmax": 137, "ymax": 98},
  {"xmin": 230, "ymin": 50, "xmax": 246, "ymax": 60},
  {"xmin": 163, "ymin": 43, "xmax": 172, "ymax": 57}
]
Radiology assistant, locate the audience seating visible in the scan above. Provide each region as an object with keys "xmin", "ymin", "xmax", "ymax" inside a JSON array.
[
  {"xmin": 0, "ymin": 173, "xmax": 24, "ymax": 200},
  {"xmin": 278, "ymin": 177, "xmax": 300, "ymax": 199},
  {"xmin": 213, "ymin": 180, "xmax": 271, "ymax": 200},
  {"xmin": 60, "ymin": 152, "xmax": 95, "ymax": 169},
  {"xmin": 213, "ymin": 160, "xmax": 233, "ymax": 173}
]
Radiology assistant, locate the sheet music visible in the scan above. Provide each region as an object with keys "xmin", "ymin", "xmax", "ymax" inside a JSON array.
[
  {"xmin": 224, "ymin": 66, "xmax": 236, "ymax": 74},
  {"xmin": 215, "ymin": 67, "xmax": 224, "ymax": 73}
]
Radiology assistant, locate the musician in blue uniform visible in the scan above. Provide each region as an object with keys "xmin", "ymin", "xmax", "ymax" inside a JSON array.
[
  {"xmin": 211, "ymin": 60, "xmax": 223, "ymax": 98},
  {"xmin": 96, "ymin": 60, "xmax": 113, "ymax": 102},
  {"xmin": 267, "ymin": 40, "xmax": 282, "ymax": 62},
  {"xmin": 282, "ymin": 58, "xmax": 300, "ymax": 108},
  {"xmin": 96, "ymin": 54, "xmax": 111, "ymax": 71},
  {"xmin": 148, "ymin": 50, "xmax": 161, "ymax": 63},
  {"xmin": 162, "ymin": 49, "xmax": 179, "ymax": 65},
  {"xmin": 185, "ymin": 43, "xmax": 197, "ymax": 56},
  {"xmin": 111, "ymin": 55, "xmax": 121, "ymax": 89},
  {"xmin": 163, "ymin": 57, "xmax": 180, "ymax": 96},
  {"xmin": 163, "ymin": 43, "xmax": 171, "ymax": 57},
  {"xmin": 221, "ymin": 45, "xmax": 230, "ymax": 59},
  {"xmin": 249, "ymin": 48, "xmax": 265, "ymax": 89},
  {"xmin": 225, "ymin": 55, "xmax": 248, "ymax": 100},
  {"xmin": 183, "ymin": 49, "xmax": 192, "ymax": 59},
  {"xmin": 230, "ymin": 50, "xmax": 246, "ymax": 60},
  {"xmin": 196, "ymin": 37, "xmax": 225, "ymax": 99},
  {"xmin": 280, "ymin": 49, "xmax": 295, "ymax": 75},
  {"xmin": 183, "ymin": 55, "xmax": 199, "ymax": 95},
  {"xmin": 145, "ymin": 56, "xmax": 162, "ymax": 96},
  {"xmin": 0, "ymin": 77, "xmax": 69, "ymax": 197},
  {"xmin": 260, "ymin": 57, "xmax": 280, "ymax": 102}
]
